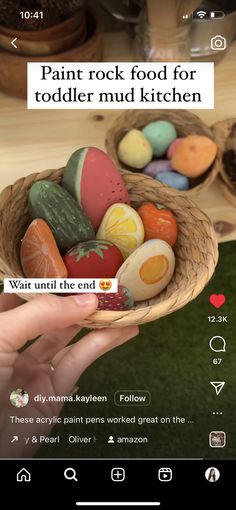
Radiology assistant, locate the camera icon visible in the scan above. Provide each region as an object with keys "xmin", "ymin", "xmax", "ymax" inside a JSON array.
[{"xmin": 211, "ymin": 35, "xmax": 226, "ymax": 51}]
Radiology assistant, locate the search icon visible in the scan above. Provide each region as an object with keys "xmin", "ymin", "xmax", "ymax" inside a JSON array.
[
  {"xmin": 209, "ymin": 336, "xmax": 226, "ymax": 353},
  {"xmin": 64, "ymin": 467, "xmax": 78, "ymax": 482}
]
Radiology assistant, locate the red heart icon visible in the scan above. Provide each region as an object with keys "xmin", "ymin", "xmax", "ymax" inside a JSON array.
[{"xmin": 209, "ymin": 294, "xmax": 226, "ymax": 308}]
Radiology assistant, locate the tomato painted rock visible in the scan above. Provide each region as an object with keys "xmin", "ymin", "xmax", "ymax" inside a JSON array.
[
  {"xmin": 116, "ymin": 239, "xmax": 175, "ymax": 301},
  {"xmin": 137, "ymin": 202, "xmax": 178, "ymax": 247},
  {"xmin": 96, "ymin": 203, "xmax": 144, "ymax": 259},
  {"xmin": 63, "ymin": 239, "xmax": 123, "ymax": 278},
  {"xmin": 29, "ymin": 181, "xmax": 94, "ymax": 253},
  {"xmin": 96, "ymin": 285, "xmax": 134, "ymax": 311},
  {"xmin": 171, "ymin": 134, "xmax": 217, "ymax": 177},
  {"xmin": 62, "ymin": 147, "xmax": 130, "ymax": 231},
  {"xmin": 21, "ymin": 218, "xmax": 68, "ymax": 278},
  {"xmin": 118, "ymin": 129, "xmax": 153, "ymax": 169}
]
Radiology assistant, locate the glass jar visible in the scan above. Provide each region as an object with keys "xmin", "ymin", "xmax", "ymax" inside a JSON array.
[{"xmin": 134, "ymin": 9, "xmax": 191, "ymax": 62}]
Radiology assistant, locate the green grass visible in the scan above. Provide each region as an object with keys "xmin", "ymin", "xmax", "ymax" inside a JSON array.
[{"xmin": 35, "ymin": 241, "xmax": 235, "ymax": 458}]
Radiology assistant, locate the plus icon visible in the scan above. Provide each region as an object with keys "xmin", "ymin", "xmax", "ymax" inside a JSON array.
[{"xmin": 111, "ymin": 467, "xmax": 125, "ymax": 482}]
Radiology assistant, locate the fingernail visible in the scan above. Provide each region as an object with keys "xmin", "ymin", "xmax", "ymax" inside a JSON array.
[{"xmin": 72, "ymin": 294, "xmax": 98, "ymax": 307}]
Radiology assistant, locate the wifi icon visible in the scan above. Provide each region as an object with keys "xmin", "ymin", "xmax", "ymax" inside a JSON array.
[{"xmin": 196, "ymin": 10, "xmax": 207, "ymax": 18}]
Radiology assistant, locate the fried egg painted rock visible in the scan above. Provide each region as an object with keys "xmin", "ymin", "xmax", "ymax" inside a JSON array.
[{"xmin": 116, "ymin": 239, "xmax": 175, "ymax": 301}]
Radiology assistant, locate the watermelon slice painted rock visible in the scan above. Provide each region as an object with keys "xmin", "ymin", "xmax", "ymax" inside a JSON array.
[
  {"xmin": 21, "ymin": 218, "xmax": 68, "ymax": 278},
  {"xmin": 62, "ymin": 147, "xmax": 130, "ymax": 231},
  {"xmin": 29, "ymin": 181, "xmax": 95, "ymax": 253},
  {"xmin": 63, "ymin": 239, "xmax": 123, "ymax": 278},
  {"xmin": 96, "ymin": 285, "xmax": 134, "ymax": 311}
]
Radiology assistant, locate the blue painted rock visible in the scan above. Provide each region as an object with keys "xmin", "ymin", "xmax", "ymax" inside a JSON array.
[
  {"xmin": 118, "ymin": 129, "xmax": 152, "ymax": 169},
  {"xmin": 62, "ymin": 147, "xmax": 130, "ymax": 231},
  {"xmin": 63, "ymin": 239, "xmax": 123, "ymax": 278},
  {"xmin": 142, "ymin": 120, "xmax": 177, "ymax": 157},
  {"xmin": 155, "ymin": 171, "xmax": 189, "ymax": 190},
  {"xmin": 143, "ymin": 159, "xmax": 172, "ymax": 177},
  {"xmin": 29, "ymin": 181, "xmax": 94, "ymax": 253},
  {"xmin": 116, "ymin": 239, "xmax": 175, "ymax": 302},
  {"xmin": 96, "ymin": 285, "xmax": 134, "ymax": 311}
]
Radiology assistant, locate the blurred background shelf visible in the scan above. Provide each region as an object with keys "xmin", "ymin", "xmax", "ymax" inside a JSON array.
[{"xmin": 0, "ymin": 30, "xmax": 236, "ymax": 243}]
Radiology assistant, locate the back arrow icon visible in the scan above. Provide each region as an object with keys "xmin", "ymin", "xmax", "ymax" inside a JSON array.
[{"xmin": 11, "ymin": 37, "xmax": 17, "ymax": 49}]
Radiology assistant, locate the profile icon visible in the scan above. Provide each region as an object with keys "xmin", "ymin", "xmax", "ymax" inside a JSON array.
[
  {"xmin": 205, "ymin": 467, "xmax": 220, "ymax": 482},
  {"xmin": 108, "ymin": 436, "xmax": 115, "ymax": 444},
  {"xmin": 10, "ymin": 388, "xmax": 29, "ymax": 408}
]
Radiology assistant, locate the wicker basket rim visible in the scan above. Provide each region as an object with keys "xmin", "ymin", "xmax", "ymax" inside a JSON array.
[{"xmin": 0, "ymin": 166, "xmax": 219, "ymax": 328}]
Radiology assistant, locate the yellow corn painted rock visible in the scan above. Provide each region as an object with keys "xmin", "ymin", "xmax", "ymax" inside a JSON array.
[
  {"xmin": 116, "ymin": 239, "xmax": 175, "ymax": 301},
  {"xmin": 118, "ymin": 129, "xmax": 152, "ymax": 169},
  {"xmin": 96, "ymin": 203, "xmax": 144, "ymax": 259}
]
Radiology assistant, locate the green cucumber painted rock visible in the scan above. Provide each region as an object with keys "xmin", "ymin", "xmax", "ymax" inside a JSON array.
[{"xmin": 29, "ymin": 181, "xmax": 95, "ymax": 253}]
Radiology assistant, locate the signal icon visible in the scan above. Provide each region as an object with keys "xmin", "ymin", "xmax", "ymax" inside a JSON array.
[{"xmin": 196, "ymin": 10, "xmax": 207, "ymax": 18}]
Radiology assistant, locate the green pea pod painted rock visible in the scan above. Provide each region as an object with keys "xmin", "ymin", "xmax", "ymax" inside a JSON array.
[{"xmin": 29, "ymin": 181, "xmax": 95, "ymax": 253}]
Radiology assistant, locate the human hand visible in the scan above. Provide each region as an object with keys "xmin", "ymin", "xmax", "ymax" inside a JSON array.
[{"xmin": 0, "ymin": 293, "xmax": 138, "ymax": 457}]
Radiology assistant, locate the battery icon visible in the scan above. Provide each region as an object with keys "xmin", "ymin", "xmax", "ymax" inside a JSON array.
[{"xmin": 210, "ymin": 11, "xmax": 225, "ymax": 19}]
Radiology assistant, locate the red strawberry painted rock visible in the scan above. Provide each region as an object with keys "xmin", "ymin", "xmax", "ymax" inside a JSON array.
[
  {"xmin": 63, "ymin": 240, "xmax": 123, "ymax": 278},
  {"xmin": 62, "ymin": 147, "xmax": 130, "ymax": 231},
  {"xmin": 97, "ymin": 285, "xmax": 134, "ymax": 311}
]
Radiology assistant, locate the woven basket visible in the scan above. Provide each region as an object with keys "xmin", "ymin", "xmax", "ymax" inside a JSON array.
[
  {"xmin": 105, "ymin": 109, "xmax": 220, "ymax": 197},
  {"xmin": 212, "ymin": 118, "xmax": 236, "ymax": 207},
  {"xmin": 0, "ymin": 168, "xmax": 218, "ymax": 329}
]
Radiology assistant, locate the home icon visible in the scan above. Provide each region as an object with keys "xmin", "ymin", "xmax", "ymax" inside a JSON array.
[{"xmin": 16, "ymin": 468, "xmax": 31, "ymax": 482}]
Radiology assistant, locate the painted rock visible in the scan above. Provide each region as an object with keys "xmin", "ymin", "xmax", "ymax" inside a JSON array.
[
  {"xmin": 116, "ymin": 239, "xmax": 175, "ymax": 302},
  {"xmin": 142, "ymin": 120, "xmax": 177, "ymax": 157},
  {"xmin": 143, "ymin": 159, "xmax": 172, "ymax": 177},
  {"xmin": 171, "ymin": 134, "xmax": 217, "ymax": 177},
  {"xmin": 96, "ymin": 203, "xmax": 144, "ymax": 259},
  {"xmin": 21, "ymin": 218, "xmax": 68, "ymax": 278},
  {"xmin": 96, "ymin": 285, "xmax": 134, "ymax": 311},
  {"xmin": 167, "ymin": 137, "xmax": 184, "ymax": 159},
  {"xmin": 155, "ymin": 171, "xmax": 189, "ymax": 190},
  {"xmin": 29, "ymin": 181, "xmax": 94, "ymax": 253},
  {"xmin": 62, "ymin": 147, "xmax": 130, "ymax": 231},
  {"xmin": 63, "ymin": 239, "xmax": 123, "ymax": 279},
  {"xmin": 137, "ymin": 202, "xmax": 178, "ymax": 247},
  {"xmin": 118, "ymin": 129, "xmax": 152, "ymax": 169}
]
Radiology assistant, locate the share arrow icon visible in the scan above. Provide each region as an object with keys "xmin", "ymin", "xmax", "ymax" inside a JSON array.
[{"xmin": 210, "ymin": 382, "xmax": 225, "ymax": 395}]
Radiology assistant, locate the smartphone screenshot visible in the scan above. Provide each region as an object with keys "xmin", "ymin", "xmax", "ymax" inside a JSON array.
[{"xmin": 0, "ymin": 1, "xmax": 236, "ymax": 508}]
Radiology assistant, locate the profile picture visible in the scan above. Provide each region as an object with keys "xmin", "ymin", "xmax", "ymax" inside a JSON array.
[
  {"xmin": 209, "ymin": 431, "xmax": 226, "ymax": 448},
  {"xmin": 10, "ymin": 388, "xmax": 29, "ymax": 408},
  {"xmin": 205, "ymin": 467, "xmax": 220, "ymax": 482}
]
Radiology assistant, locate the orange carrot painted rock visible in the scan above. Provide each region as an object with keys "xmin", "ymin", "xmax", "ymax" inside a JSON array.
[
  {"xmin": 137, "ymin": 202, "xmax": 178, "ymax": 247},
  {"xmin": 20, "ymin": 219, "xmax": 68, "ymax": 278}
]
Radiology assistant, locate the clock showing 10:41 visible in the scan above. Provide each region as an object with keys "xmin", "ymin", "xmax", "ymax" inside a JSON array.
[{"xmin": 20, "ymin": 11, "xmax": 44, "ymax": 20}]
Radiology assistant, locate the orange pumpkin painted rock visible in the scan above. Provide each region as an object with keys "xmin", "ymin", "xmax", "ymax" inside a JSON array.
[
  {"xmin": 20, "ymin": 219, "xmax": 68, "ymax": 278},
  {"xmin": 137, "ymin": 202, "xmax": 178, "ymax": 247},
  {"xmin": 171, "ymin": 134, "xmax": 217, "ymax": 178}
]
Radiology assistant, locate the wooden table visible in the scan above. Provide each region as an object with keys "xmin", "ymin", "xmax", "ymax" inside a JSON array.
[{"xmin": 0, "ymin": 32, "xmax": 236, "ymax": 243}]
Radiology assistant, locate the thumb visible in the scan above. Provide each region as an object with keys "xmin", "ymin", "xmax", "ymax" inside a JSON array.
[{"xmin": 0, "ymin": 294, "xmax": 98, "ymax": 352}]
